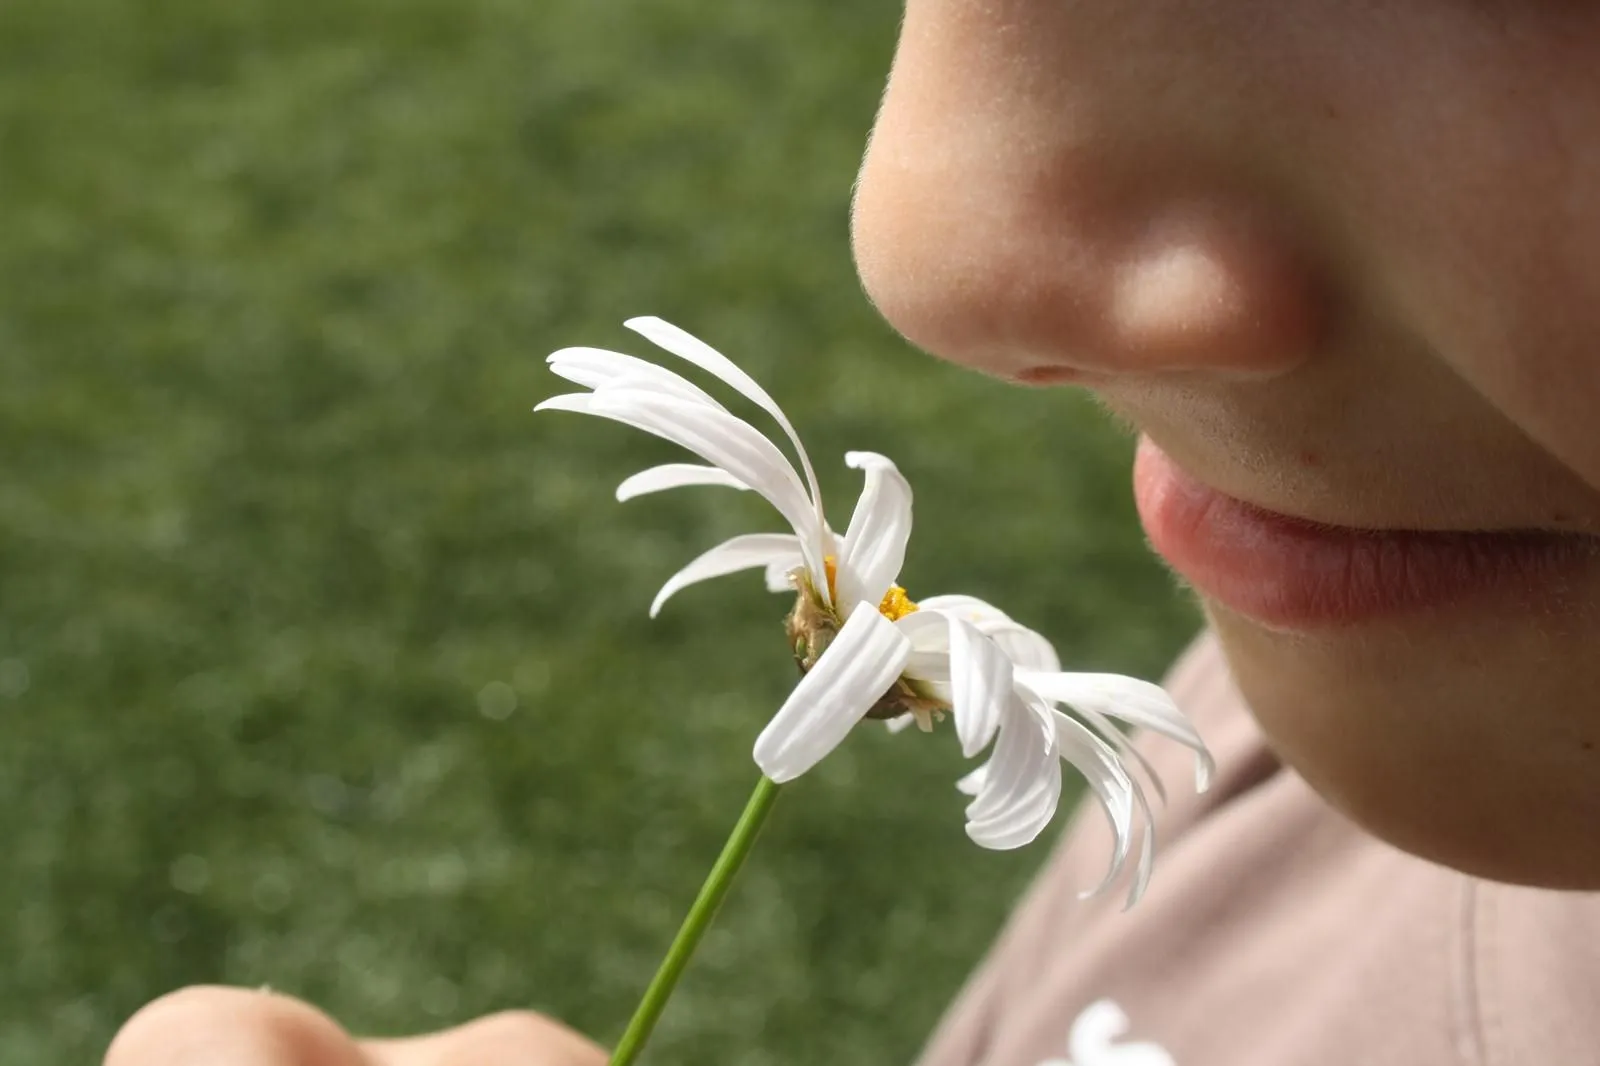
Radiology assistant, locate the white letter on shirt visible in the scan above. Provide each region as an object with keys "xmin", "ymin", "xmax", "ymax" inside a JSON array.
[{"xmin": 1038, "ymin": 998, "xmax": 1177, "ymax": 1066}]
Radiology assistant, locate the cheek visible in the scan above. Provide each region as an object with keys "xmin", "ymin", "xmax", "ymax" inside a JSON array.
[
  {"xmin": 1350, "ymin": 154, "xmax": 1600, "ymax": 497},
  {"xmin": 1292, "ymin": 11, "xmax": 1600, "ymax": 492},
  {"xmin": 1206, "ymin": 595, "xmax": 1600, "ymax": 889},
  {"xmin": 1410, "ymin": 271, "xmax": 1600, "ymax": 499}
]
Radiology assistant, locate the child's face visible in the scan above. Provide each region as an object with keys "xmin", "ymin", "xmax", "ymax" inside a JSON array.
[{"xmin": 852, "ymin": 1, "xmax": 1600, "ymax": 887}]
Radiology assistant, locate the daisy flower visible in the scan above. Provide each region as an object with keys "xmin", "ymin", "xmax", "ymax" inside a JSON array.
[{"xmin": 537, "ymin": 317, "xmax": 1212, "ymax": 903}]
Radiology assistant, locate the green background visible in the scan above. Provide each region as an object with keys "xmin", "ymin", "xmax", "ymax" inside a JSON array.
[{"xmin": 0, "ymin": 1, "xmax": 1201, "ymax": 1062}]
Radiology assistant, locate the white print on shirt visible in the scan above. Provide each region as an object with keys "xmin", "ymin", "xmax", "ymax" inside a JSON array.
[{"xmin": 1036, "ymin": 999, "xmax": 1177, "ymax": 1066}]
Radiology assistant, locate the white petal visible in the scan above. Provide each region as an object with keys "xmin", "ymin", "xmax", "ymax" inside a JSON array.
[
  {"xmin": 918, "ymin": 596, "xmax": 1061, "ymax": 672},
  {"xmin": 616, "ymin": 463, "xmax": 751, "ymax": 502},
  {"xmin": 1124, "ymin": 782, "xmax": 1159, "ymax": 909},
  {"xmin": 753, "ymin": 608, "xmax": 912, "ymax": 783},
  {"xmin": 895, "ymin": 609, "xmax": 952, "ymax": 651},
  {"xmin": 885, "ymin": 713, "xmax": 917, "ymax": 734},
  {"xmin": 763, "ymin": 557, "xmax": 804, "ymax": 593},
  {"xmin": 1052, "ymin": 710, "xmax": 1138, "ymax": 901},
  {"xmin": 966, "ymin": 756, "xmax": 1062, "ymax": 851},
  {"xmin": 649, "ymin": 533, "xmax": 803, "ymax": 617},
  {"xmin": 921, "ymin": 678, "xmax": 954, "ymax": 707},
  {"xmin": 902, "ymin": 651, "xmax": 951, "ymax": 682},
  {"xmin": 954, "ymin": 764, "xmax": 988, "ymax": 796},
  {"xmin": 834, "ymin": 452, "xmax": 913, "ymax": 612},
  {"xmin": 978, "ymin": 620, "xmax": 1061, "ymax": 673},
  {"xmin": 1066, "ymin": 698, "xmax": 1171, "ymax": 807},
  {"xmin": 623, "ymin": 318, "xmax": 796, "ymax": 434},
  {"xmin": 894, "ymin": 611, "xmax": 953, "ymax": 682},
  {"xmin": 948, "ymin": 620, "xmax": 1012, "ymax": 758},
  {"xmin": 763, "ymin": 523, "xmax": 835, "ymax": 594},
  {"xmin": 548, "ymin": 347, "xmax": 727, "ymax": 410},
  {"xmin": 964, "ymin": 698, "xmax": 1051, "ymax": 822},
  {"xmin": 625, "ymin": 317, "xmax": 830, "ymax": 586},
  {"xmin": 965, "ymin": 699, "xmax": 1061, "ymax": 848},
  {"xmin": 965, "ymin": 703, "xmax": 1064, "ymax": 851},
  {"xmin": 963, "ymin": 728, "xmax": 1029, "ymax": 827},
  {"xmin": 1018, "ymin": 670, "xmax": 1214, "ymax": 792},
  {"xmin": 916, "ymin": 594, "xmax": 1010, "ymax": 624},
  {"xmin": 533, "ymin": 391, "xmax": 598, "ymax": 415},
  {"xmin": 579, "ymin": 388, "xmax": 820, "ymax": 560}
]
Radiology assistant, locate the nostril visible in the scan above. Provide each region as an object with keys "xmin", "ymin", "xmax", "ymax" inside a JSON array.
[{"xmin": 1013, "ymin": 364, "xmax": 1096, "ymax": 387}]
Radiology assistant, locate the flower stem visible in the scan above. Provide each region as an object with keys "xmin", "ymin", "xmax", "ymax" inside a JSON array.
[{"xmin": 608, "ymin": 775, "xmax": 783, "ymax": 1066}]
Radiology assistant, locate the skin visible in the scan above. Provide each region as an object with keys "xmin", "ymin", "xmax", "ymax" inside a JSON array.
[
  {"xmin": 103, "ymin": 986, "xmax": 606, "ymax": 1066},
  {"xmin": 852, "ymin": 0, "xmax": 1600, "ymax": 888}
]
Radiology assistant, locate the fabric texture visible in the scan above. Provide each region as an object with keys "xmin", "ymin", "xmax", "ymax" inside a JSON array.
[{"xmin": 916, "ymin": 630, "xmax": 1600, "ymax": 1066}]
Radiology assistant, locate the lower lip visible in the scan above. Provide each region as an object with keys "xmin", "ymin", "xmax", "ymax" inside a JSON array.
[{"xmin": 1132, "ymin": 438, "xmax": 1599, "ymax": 629}]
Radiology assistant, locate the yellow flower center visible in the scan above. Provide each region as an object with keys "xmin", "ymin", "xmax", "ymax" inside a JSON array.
[
  {"xmin": 822, "ymin": 555, "xmax": 918, "ymax": 621},
  {"xmin": 877, "ymin": 585, "xmax": 919, "ymax": 621}
]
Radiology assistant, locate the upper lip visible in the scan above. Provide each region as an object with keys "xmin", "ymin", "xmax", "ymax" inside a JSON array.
[
  {"xmin": 1136, "ymin": 434, "xmax": 1600, "ymax": 539},
  {"xmin": 1086, "ymin": 362, "xmax": 1600, "ymax": 536}
]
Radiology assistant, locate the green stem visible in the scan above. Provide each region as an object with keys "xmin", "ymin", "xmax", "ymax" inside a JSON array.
[{"xmin": 608, "ymin": 775, "xmax": 783, "ymax": 1066}]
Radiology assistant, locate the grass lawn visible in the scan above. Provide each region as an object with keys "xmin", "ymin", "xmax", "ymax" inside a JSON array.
[{"xmin": 0, "ymin": 1, "xmax": 1202, "ymax": 1061}]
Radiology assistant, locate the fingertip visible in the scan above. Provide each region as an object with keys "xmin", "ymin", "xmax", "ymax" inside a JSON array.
[{"xmin": 106, "ymin": 985, "xmax": 365, "ymax": 1066}]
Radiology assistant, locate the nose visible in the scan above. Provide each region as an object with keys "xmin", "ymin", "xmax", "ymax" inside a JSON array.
[{"xmin": 851, "ymin": 2, "xmax": 1326, "ymax": 384}]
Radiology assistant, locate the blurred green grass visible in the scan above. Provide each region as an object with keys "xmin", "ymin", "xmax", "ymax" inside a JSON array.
[{"xmin": 0, "ymin": 1, "xmax": 1202, "ymax": 1062}]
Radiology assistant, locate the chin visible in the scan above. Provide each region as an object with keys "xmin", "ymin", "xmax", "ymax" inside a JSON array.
[{"xmin": 1203, "ymin": 601, "xmax": 1600, "ymax": 891}]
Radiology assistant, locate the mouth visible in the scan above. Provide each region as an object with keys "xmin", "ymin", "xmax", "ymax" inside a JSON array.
[{"xmin": 1132, "ymin": 436, "xmax": 1600, "ymax": 630}]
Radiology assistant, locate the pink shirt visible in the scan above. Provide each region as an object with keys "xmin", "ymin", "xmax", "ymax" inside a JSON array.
[{"xmin": 917, "ymin": 631, "xmax": 1600, "ymax": 1066}]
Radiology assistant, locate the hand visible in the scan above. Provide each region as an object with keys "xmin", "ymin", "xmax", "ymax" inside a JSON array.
[{"xmin": 105, "ymin": 986, "xmax": 608, "ymax": 1066}]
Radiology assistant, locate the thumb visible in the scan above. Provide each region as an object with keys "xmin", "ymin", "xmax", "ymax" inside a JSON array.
[
  {"xmin": 361, "ymin": 1010, "xmax": 608, "ymax": 1066},
  {"xmin": 106, "ymin": 987, "xmax": 366, "ymax": 1066}
]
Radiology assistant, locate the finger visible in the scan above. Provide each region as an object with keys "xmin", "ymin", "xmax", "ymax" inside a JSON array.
[
  {"xmin": 360, "ymin": 1010, "xmax": 607, "ymax": 1066},
  {"xmin": 105, "ymin": 986, "xmax": 367, "ymax": 1066}
]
